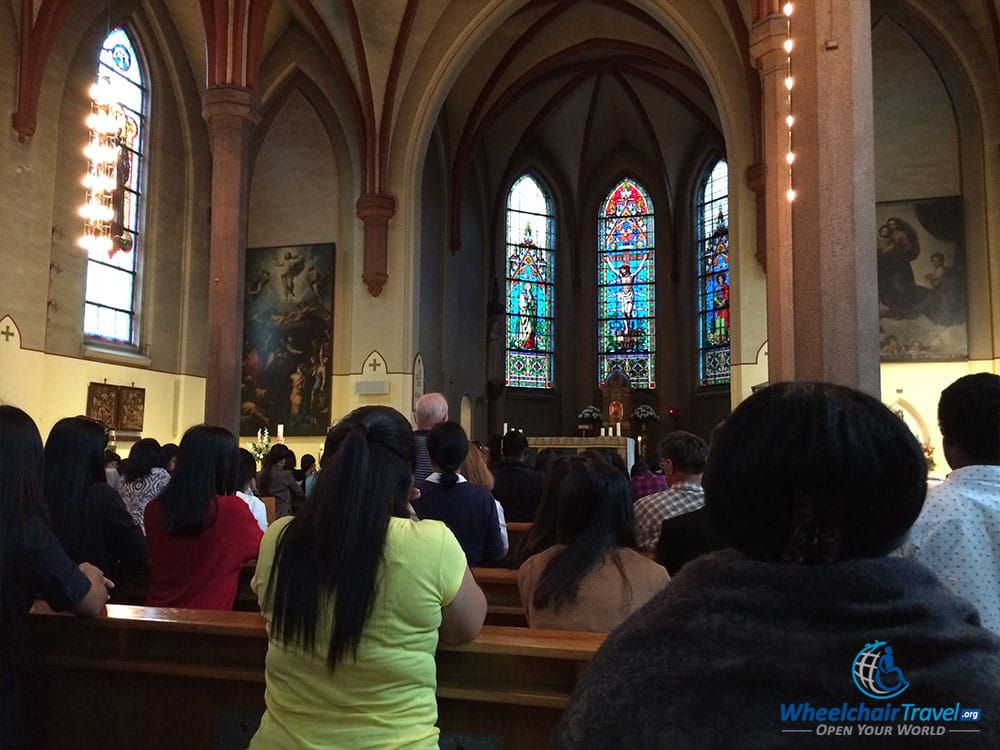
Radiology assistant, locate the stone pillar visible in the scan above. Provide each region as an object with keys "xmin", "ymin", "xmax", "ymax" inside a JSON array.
[
  {"xmin": 750, "ymin": 14, "xmax": 796, "ymax": 383},
  {"xmin": 357, "ymin": 193, "xmax": 396, "ymax": 297},
  {"xmin": 202, "ymin": 86, "xmax": 259, "ymax": 433},
  {"xmin": 753, "ymin": 1, "xmax": 879, "ymax": 394},
  {"xmin": 790, "ymin": 0, "xmax": 879, "ymax": 395}
]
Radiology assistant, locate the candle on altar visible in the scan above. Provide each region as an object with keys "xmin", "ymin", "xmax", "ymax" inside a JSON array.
[
  {"xmin": 277, "ymin": 424, "xmax": 284, "ymax": 439},
  {"xmin": 503, "ymin": 422, "xmax": 508, "ymax": 435},
  {"xmin": 615, "ymin": 422, "xmax": 621, "ymax": 436}
]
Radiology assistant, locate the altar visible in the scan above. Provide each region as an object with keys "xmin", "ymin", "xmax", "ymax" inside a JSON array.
[{"xmin": 529, "ymin": 436, "xmax": 636, "ymax": 471}]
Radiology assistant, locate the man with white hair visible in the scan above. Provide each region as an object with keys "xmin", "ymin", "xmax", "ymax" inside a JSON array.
[{"xmin": 413, "ymin": 393, "xmax": 448, "ymax": 481}]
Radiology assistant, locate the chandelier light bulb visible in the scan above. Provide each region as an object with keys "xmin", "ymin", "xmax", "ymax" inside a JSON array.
[
  {"xmin": 786, "ymin": 188, "xmax": 797, "ymax": 202},
  {"xmin": 786, "ymin": 114, "xmax": 794, "ymax": 127},
  {"xmin": 786, "ymin": 152, "xmax": 796, "ymax": 164},
  {"xmin": 784, "ymin": 2, "xmax": 794, "ymax": 16},
  {"xmin": 785, "ymin": 76, "xmax": 794, "ymax": 90},
  {"xmin": 784, "ymin": 39, "xmax": 794, "ymax": 53}
]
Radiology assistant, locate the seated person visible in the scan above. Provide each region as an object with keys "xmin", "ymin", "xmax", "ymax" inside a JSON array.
[
  {"xmin": 413, "ymin": 422, "xmax": 505, "ymax": 567},
  {"xmin": 518, "ymin": 458, "xmax": 669, "ymax": 632},
  {"xmin": 900, "ymin": 372, "xmax": 1000, "ymax": 633},
  {"xmin": 654, "ymin": 505, "xmax": 728, "ymax": 576},
  {"xmin": 145, "ymin": 425, "xmax": 262, "ymax": 609},
  {"xmin": 251, "ymin": 406, "xmax": 485, "ymax": 748},
  {"xmin": 633, "ymin": 430, "xmax": 708, "ymax": 551},
  {"xmin": 2, "ymin": 406, "xmax": 113, "ymax": 748},
  {"xmin": 554, "ymin": 382, "xmax": 1000, "ymax": 748}
]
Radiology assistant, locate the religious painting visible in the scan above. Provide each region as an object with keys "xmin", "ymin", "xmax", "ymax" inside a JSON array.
[
  {"xmin": 87, "ymin": 382, "xmax": 118, "ymax": 427},
  {"xmin": 241, "ymin": 243, "xmax": 334, "ymax": 437},
  {"xmin": 876, "ymin": 198, "xmax": 967, "ymax": 361},
  {"xmin": 116, "ymin": 386, "xmax": 146, "ymax": 431}
]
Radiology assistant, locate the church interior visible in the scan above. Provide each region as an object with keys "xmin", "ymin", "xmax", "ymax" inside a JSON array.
[{"xmin": 1, "ymin": 0, "xmax": 998, "ymax": 464}]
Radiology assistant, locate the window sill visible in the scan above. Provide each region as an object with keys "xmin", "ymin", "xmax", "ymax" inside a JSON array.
[{"xmin": 82, "ymin": 342, "xmax": 152, "ymax": 368}]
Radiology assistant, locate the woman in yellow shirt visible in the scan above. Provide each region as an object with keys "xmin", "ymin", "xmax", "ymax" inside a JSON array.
[{"xmin": 251, "ymin": 406, "xmax": 486, "ymax": 749}]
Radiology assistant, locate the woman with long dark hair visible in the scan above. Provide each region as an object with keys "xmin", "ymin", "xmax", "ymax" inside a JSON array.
[
  {"xmin": 144, "ymin": 425, "xmax": 262, "ymax": 609},
  {"xmin": 43, "ymin": 416, "xmax": 147, "ymax": 582},
  {"xmin": 1, "ymin": 406, "xmax": 112, "ymax": 747},
  {"xmin": 256, "ymin": 443, "xmax": 304, "ymax": 517},
  {"xmin": 413, "ymin": 421, "xmax": 505, "ymax": 566},
  {"xmin": 507, "ymin": 454, "xmax": 572, "ymax": 568},
  {"xmin": 250, "ymin": 406, "xmax": 486, "ymax": 748},
  {"xmin": 119, "ymin": 437, "xmax": 170, "ymax": 533},
  {"xmin": 518, "ymin": 458, "xmax": 668, "ymax": 631}
]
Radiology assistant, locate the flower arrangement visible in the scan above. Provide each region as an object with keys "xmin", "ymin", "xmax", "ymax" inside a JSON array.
[
  {"xmin": 577, "ymin": 405, "xmax": 601, "ymax": 424},
  {"xmin": 249, "ymin": 427, "xmax": 271, "ymax": 465},
  {"xmin": 923, "ymin": 443, "xmax": 936, "ymax": 473},
  {"xmin": 631, "ymin": 404, "xmax": 659, "ymax": 424}
]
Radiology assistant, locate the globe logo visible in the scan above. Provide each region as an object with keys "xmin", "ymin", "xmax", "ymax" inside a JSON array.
[{"xmin": 852, "ymin": 641, "xmax": 910, "ymax": 700}]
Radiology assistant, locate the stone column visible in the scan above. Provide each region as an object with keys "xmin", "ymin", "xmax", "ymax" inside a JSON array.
[
  {"xmin": 357, "ymin": 193, "xmax": 396, "ymax": 297},
  {"xmin": 750, "ymin": 14, "xmax": 796, "ymax": 383},
  {"xmin": 790, "ymin": 0, "xmax": 879, "ymax": 395},
  {"xmin": 202, "ymin": 86, "xmax": 260, "ymax": 433}
]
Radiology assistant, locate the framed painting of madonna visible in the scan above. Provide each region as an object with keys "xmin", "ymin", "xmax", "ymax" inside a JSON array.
[
  {"xmin": 876, "ymin": 197, "xmax": 967, "ymax": 361},
  {"xmin": 240, "ymin": 243, "xmax": 334, "ymax": 438}
]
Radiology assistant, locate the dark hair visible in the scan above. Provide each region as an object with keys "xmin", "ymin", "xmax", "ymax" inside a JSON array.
[
  {"xmin": 237, "ymin": 448, "xmax": 258, "ymax": 491},
  {"xmin": 704, "ymin": 382, "xmax": 927, "ymax": 565},
  {"xmin": 156, "ymin": 425, "xmax": 239, "ymax": 535},
  {"xmin": 121, "ymin": 438, "xmax": 164, "ymax": 483},
  {"xmin": 660, "ymin": 431, "xmax": 709, "ymax": 474},
  {"xmin": 535, "ymin": 448, "xmax": 561, "ymax": 474},
  {"xmin": 938, "ymin": 373, "xmax": 1000, "ymax": 466},
  {"xmin": 301, "ymin": 454, "xmax": 316, "ymax": 473},
  {"xmin": 532, "ymin": 460, "xmax": 637, "ymax": 611},
  {"xmin": 509, "ymin": 455, "xmax": 572, "ymax": 567},
  {"xmin": 259, "ymin": 444, "xmax": 293, "ymax": 496},
  {"xmin": 104, "ymin": 450, "xmax": 121, "ymax": 466},
  {"xmin": 501, "ymin": 430, "xmax": 528, "ymax": 458},
  {"xmin": 162, "ymin": 443, "xmax": 179, "ymax": 472},
  {"xmin": 266, "ymin": 406, "xmax": 415, "ymax": 671},
  {"xmin": 427, "ymin": 421, "xmax": 469, "ymax": 488},
  {"xmin": 1, "ymin": 406, "xmax": 49, "ymax": 550},
  {"xmin": 43, "ymin": 416, "xmax": 109, "ymax": 562}
]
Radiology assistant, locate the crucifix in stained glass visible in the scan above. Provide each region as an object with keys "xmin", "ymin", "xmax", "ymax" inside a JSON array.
[{"xmin": 598, "ymin": 179, "xmax": 655, "ymax": 389}]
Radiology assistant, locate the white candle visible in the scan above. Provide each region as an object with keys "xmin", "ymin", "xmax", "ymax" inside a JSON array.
[
  {"xmin": 616, "ymin": 422, "xmax": 621, "ymax": 436},
  {"xmin": 277, "ymin": 424, "xmax": 284, "ymax": 439},
  {"xmin": 600, "ymin": 427, "xmax": 606, "ymax": 436},
  {"xmin": 503, "ymin": 422, "xmax": 509, "ymax": 434}
]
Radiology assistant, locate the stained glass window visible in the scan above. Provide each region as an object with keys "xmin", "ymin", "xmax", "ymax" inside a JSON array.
[
  {"xmin": 696, "ymin": 159, "xmax": 730, "ymax": 386},
  {"xmin": 83, "ymin": 27, "xmax": 145, "ymax": 345},
  {"xmin": 598, "ymin": 179, "xmax": 655, "ymax": 389},
  {"xmin": 505, "ymin": 174, "xmax": 555, "ymax": 388}
]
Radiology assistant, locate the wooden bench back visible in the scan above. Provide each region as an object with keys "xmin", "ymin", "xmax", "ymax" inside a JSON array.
[{"xmin": 22, "ymin": 603, "xmax": 603, "ymax": 750}]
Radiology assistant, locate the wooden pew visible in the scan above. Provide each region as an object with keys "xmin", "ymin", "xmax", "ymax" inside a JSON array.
[
  {"xmin": 20, "ymin": 603, "xmax": 604, "ymax": 750},
  {"xmin": 472, "ymin": 565, "xmax": 526, "ymax": 627}
]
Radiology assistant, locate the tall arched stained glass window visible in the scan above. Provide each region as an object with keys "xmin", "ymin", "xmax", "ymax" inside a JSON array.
[
  {"xmin": 505, "ymin": 174, "xmax": 555, "ymax": 388},
  {"xmin": 81, "ymin": 27, "xmax": 145, "ymax": 345},
  {"xmin": 598, "ymin": 179, "xmax": 655, "ymax": 389},
  {"xmin": 696, "ymin": 159, "xmax": 730, "ymax": 386}
]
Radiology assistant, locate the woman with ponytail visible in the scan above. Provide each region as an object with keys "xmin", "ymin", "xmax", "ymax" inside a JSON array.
[
  {"xmin": 413, "ymin": 421, "xmax": 505, "ymax": 566},
  {"xmin": 250, "ymin": 406, "xmax": 486, "ymax": 749}
]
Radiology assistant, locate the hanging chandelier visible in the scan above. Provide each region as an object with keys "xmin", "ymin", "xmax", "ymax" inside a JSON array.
[{"xmin": 78, "ymin": 75, "xmax": 120, "ymax": 256}]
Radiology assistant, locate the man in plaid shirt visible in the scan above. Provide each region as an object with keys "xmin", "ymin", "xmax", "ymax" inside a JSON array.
[{"xmin": 634, "ymin": 431, "xmax": 709, "ymax": 551}]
